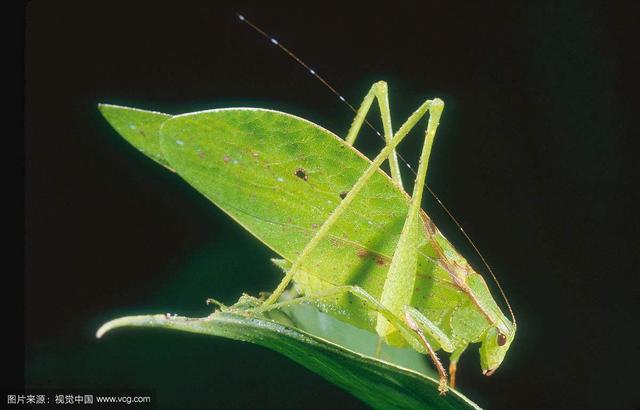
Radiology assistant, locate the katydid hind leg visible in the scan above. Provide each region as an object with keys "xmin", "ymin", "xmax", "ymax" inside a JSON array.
[
  {"xmin": 400, "ymin": 307, "xmax": 469, "ymax": 391},
  {"xmin": 376, "ymin": 99, "xmax": 444, "ymax": 338},
  {"xmin": 345, "ymin": 81, "xmax": 403, "ymax": 188},
  {"xmin": 403, "ymin": 309, "xmax": 449, "ymax": 394},
  {"xmin": 261, "ymin": 94, "xmax": 440, "ymax": 307}
]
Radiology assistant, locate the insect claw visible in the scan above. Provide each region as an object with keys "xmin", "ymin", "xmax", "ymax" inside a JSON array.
[
  {"xmin": 258, "ymin": 291, "xmax": 272, "ymax": 301},
  {"xmin": 438, "ymin": 379, "xmax": 449, "ymax": 395},
  {"xmin": 483, "ymin": 368, "xmax": 497, "ymax": 377}
]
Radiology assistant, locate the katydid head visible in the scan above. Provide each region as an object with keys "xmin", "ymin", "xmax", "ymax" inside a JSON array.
[
  {"xmin": 462, "ymin": 273, "xmax": 516, "ymax": 376},
  {"xmin": 479, "ymin": 318, "xmax": 515, "ymax": 376}
]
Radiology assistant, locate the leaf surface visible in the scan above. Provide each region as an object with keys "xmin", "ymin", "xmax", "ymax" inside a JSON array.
[{"xmin": 97, "ymin": 308, "xmax": 481, "ymax": 410}]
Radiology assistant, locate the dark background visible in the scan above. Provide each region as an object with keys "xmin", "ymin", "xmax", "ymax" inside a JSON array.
[{"xmin": 21, "ymin": 1, "xmax": 638, "ymax": 409}]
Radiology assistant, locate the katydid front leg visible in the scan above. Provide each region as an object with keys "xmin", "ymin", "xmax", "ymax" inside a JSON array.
[
  {"xmin": 260, "ymin": 91, "xmax": 439, "ymax": 308},
  {"xmin": 375, "ymin": 98, "xmax": 446, "ymax": 391},
  {"xmin": 448, "ymin": 344, "xmax": 468, "ymax": 389}
]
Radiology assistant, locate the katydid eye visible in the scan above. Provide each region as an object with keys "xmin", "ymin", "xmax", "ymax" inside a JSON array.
[{"xmin": 497, "ymin": 332, "xmax": 507, "ymax": 346}]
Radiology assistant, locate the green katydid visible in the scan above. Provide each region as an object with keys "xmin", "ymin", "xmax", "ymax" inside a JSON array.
[{"xmin": 98, "ymin": 16, "xmax": 516, "ymax": 396}]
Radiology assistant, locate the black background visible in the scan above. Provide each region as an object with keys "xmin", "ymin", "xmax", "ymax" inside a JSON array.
[{"xmin": 22, "ymin": 1, "xmax": 638, "ymax": 409}]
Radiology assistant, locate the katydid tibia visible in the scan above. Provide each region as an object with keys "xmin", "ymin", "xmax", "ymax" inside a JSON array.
[{"xmin": 99, "ymin": 80, "xmax": 515, "ymax": 394}]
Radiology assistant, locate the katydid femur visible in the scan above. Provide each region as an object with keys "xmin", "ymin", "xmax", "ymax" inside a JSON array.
[{"xmin": 101, "ymin": 83, "xmax": 515, "ymax": 397}]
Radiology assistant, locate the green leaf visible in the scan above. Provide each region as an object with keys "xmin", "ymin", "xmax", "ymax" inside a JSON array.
[
  {"xmin": 98, "ymin": 104, "xmax": 172, "ymax": 169},
  {"xmin": 97, "ymin": 307, "xmax": 481, "ymax": 410}
]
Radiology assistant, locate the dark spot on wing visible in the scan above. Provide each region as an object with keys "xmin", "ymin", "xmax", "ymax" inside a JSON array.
[
  {"xmin": 339, "ymin": 191, "xmax": 349, "ymax": 200},
  {"xmin": 375, "ymin": 256, "xmax": 386, "ymax": 266},
  {"xmin": 295, "ymin": 168, "xmax": 308, "ymax": 181},
  {"xmin": 356, "ymin": 249, "xmax": 369, "ymax": 258}
]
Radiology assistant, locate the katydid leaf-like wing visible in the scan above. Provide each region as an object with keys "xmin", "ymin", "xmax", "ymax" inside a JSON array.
[
  {"xmin": 99, "ymin": 105, "xmax": 471, "ymax": 338},
  {"xmin": 157, "ymin": 108, "xmax": 456, "ymax": 331},
  {"xmin": 98, "ymin": 104, "xmax": 172, "ymax": 169}
]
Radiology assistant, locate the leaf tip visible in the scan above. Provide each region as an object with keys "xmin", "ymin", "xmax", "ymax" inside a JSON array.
[
  {"xmin": 95, "ymin": 315, "xmax": 153, "ymax": 339},
  {"xmin": 95, "ymin": 318, "xmax": 120, "ymax": 339}
]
